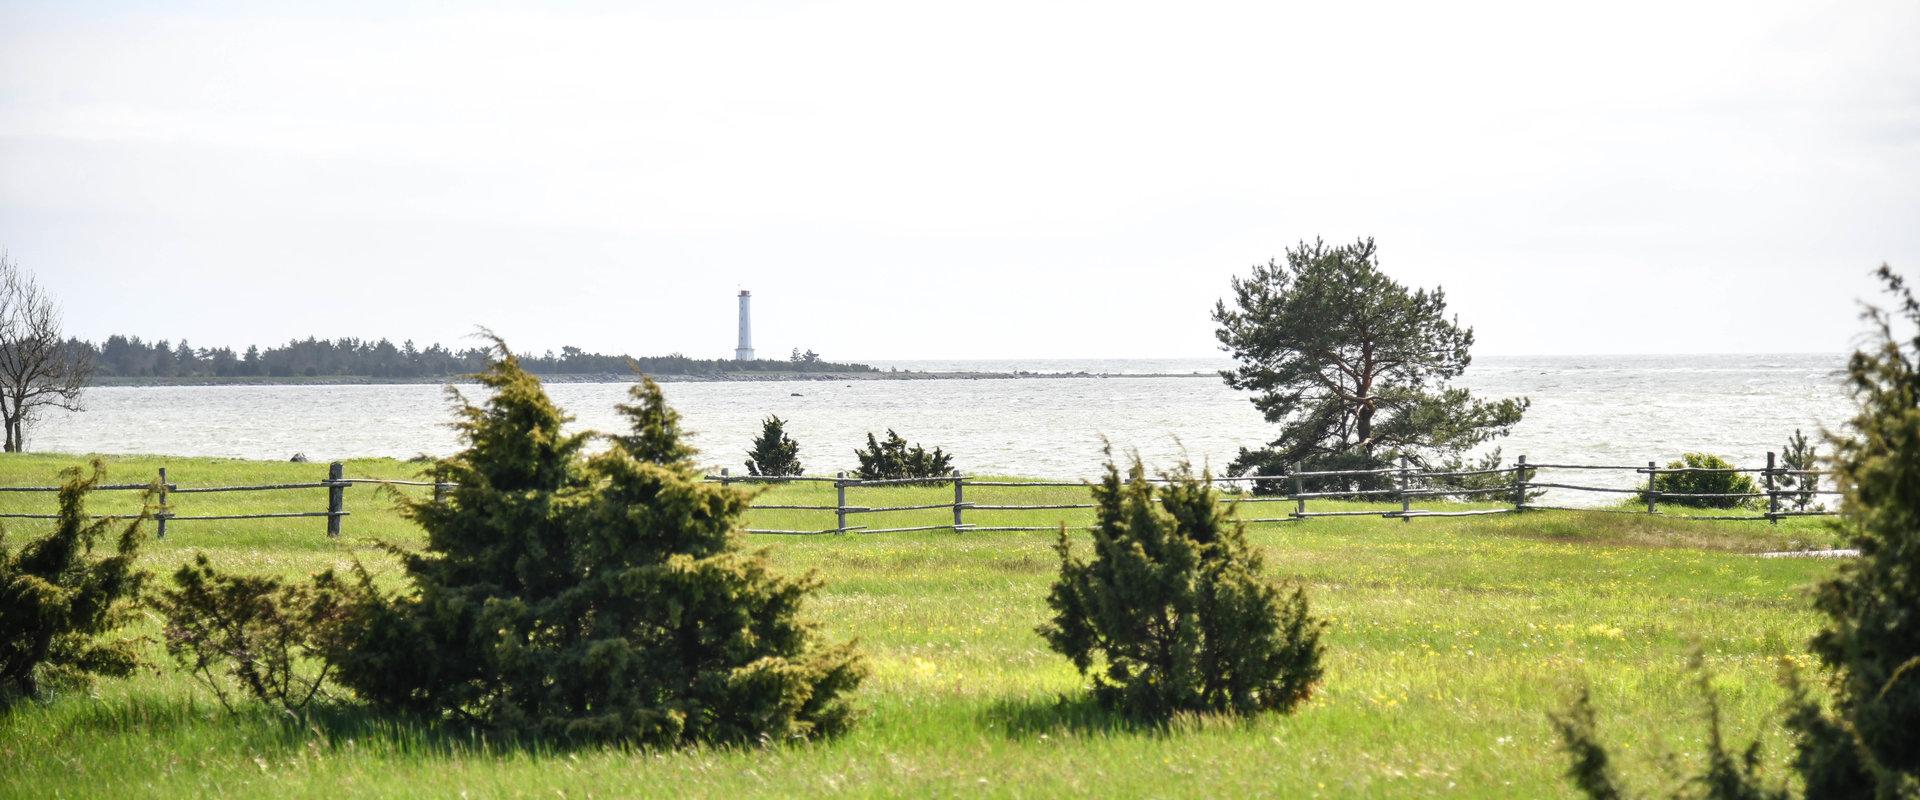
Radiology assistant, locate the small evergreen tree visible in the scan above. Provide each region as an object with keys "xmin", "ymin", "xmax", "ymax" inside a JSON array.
[
  {"xmin": 1426, "ymin": 448, "xmax": 1540, "ymax": 503},
  {"xmin": 1039, "ymin": 451, "xmax": 1325, "ymax": 720},
  {"xmin": 328, "ymin": 344, "xmax": 862, "ymax": 745},
  {"xmin": 1776, "ymin": 430, "xmax": 1822, "ymax": 513},
  {"xmin": 0, "ymin": 461, "xmax": 149, "ymax": 707},
  {"xmin": 854, "ymin": 429, "xmax": 954, "ymax": 481},
  {"xmin": 746, "ymin": 415, "xmax": 804, "ymax": 477},
  {"xmin": 1636, "ymin": 454, "xmax": 1760, "ymax": 510}
]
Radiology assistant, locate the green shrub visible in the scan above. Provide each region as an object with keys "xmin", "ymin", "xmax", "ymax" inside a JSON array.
[
  {"xmin": 151, "ymin": 554, "xmax": 353, "ymax": 714},
  {"xmin": 327, "ymin": 345, "xmax": 863, "ymax": 746},
  {"xmin": 1039, "ymin": 452, "xmax": 1325, "ymax": 721},
  {"xmin": 1637, "ymin": 453, "xmax": 1759, "ymax": 510},
  {"xmin": 854, "ymin": 429, "xmax": 953, "ymax": 481},
  {"xmin": 1790, "ymin": 265, "xmax": 1920, "ymax": 794},
  {"xmin": 746, "ymin": 415, "xmax": 804, "ymax": 477},
  {"xmin": 0, "ymin": 461, "xmax": 149, "ymax": 708}
]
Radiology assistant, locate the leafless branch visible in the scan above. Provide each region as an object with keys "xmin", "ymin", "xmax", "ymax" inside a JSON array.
[{"xmin": 0, "ymin": 250, "xmax": 92, "ymax": 451}]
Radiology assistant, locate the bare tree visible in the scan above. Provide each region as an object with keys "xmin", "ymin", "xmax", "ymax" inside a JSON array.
[{"xmin": 0, "ymin": 251, "xmax": 91, "ymax": 451}]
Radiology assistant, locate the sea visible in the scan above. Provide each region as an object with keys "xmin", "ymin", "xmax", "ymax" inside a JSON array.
[{"xmin": 30, "ymin": 354, "xmax": 1851, "ymax": 503}]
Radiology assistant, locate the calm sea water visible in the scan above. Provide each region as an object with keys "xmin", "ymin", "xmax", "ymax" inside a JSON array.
[{"xmin": 31, "ymin": 354, "xmax": 1850, "ymax": 501}]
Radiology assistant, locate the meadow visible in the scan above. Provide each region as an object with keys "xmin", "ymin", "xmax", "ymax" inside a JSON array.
[{"xmin": 0, "ymin": 453, "xmax": 1848, "ymax": 798}]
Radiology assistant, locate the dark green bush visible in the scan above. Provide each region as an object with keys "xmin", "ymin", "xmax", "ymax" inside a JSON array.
[
  {"xmin": 152, "ymin": 554, "xmax": 354, "ymax": 714},
  {"xmin": 0, "ymin": 461, "xmax": 149, "ymax": 708},
  {"xmin": 854, "ymin": 429, "xmax": 953, "ymax": 481},
  {"xmin": 746, "ymin": 415, "xmax": 804, "ymax": 477},
  {"xmin": 1039, "ymin": 452, "xmax": 1325, "ymax": 721},
  {"xmin": 1637, "ymin": 453, "xmax": 1760, "ymax": 510},
  {"xmin": 1790, "ymin": 265, "xmax": 1920, "ymax": 794},
  {"xmin": 326, "ymin": 345, "xmax": 863, "ymax": 746}
]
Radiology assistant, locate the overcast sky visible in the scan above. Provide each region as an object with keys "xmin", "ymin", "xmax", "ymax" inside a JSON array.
[{"xmin": 2, "ymin": 1, "xmax": 1915, "ymax": 361}]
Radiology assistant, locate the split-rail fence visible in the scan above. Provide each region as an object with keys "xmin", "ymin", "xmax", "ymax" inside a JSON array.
[{"xmin": 0, "ymin": 452, "xmax": 1841, "ymax": 538}]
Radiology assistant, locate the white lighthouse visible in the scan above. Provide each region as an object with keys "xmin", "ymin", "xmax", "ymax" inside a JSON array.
[{"xmin": 734, "ymin": 290, "xmax": 755, "ymax": 361}]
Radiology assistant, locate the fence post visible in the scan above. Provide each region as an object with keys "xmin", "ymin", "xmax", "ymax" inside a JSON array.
[
  {"xmin": 1291, "ymin": 464, "xmax": 1305, "ymax": 519},
  {"xmin": 1645, "ymin": 460, "xmax": 1658, "ymax": 514},
  {"xmin": 1513, "ymin": 454, "xmax": 1528, "ymax": 513},
  {"xmin": 1764, "ymin": 451, "xmax": 1778, "ymax": 524},
  {"xmin": 433, "ymin": 480, "xmax": 447, "ymax": 505},
  {"xmin": 720, "ymin": 467, "xmax": 731, "ymax": 488},
  {"xmin": 156, "ymin": 467, "xmax": 170, "ymax": 539},
  {"xmin": 835, "ymin": 472, "xmax": 848, "ymax": 534},
  {"xmin": 1398, "ymin": 455, "xmax": 1411, "ymax": 521},
  {"xmin": 952, "ymin": 471, "xmax": 965, "ymax": 532},
  {"xmin": 326, "ymin": 462, "xmax": 345, "ymax": 538}
]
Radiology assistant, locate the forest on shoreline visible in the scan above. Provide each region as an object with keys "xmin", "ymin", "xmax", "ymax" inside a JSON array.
[{"xmin": 66, "ymin": 334, "xmax": 877, "ymax": 380}]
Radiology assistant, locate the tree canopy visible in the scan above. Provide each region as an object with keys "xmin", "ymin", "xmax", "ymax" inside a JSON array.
[{"xmin": 1213, "ymin": 238, "xmax": 1527, "ymax": 481}]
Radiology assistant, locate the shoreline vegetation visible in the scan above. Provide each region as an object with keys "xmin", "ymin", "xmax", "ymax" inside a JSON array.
[{"xmin": 86, "ymin": 369, "xmax": 1222, "ymax": 387}]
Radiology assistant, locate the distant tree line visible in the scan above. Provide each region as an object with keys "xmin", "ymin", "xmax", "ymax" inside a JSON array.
[{"xmin": 65, "ymin": 335, "xmax": 875, "ymax": 379}]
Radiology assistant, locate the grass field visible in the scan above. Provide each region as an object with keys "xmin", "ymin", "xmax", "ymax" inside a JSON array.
[{"xmin": 0, "ymin": 452, "xmax": 1849, "ymax": 798}]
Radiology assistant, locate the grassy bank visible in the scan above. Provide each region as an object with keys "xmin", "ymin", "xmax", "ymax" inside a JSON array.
[{"xmin": 0, "ymin": 453, "xmax": 1845, "ymax": 798}]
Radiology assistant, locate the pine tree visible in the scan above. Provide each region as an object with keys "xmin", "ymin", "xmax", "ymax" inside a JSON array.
[
  {"xmin": 1776, "ymin": 430, "xmax": 1822, "ymax": 513},
  {"xmin": 745, "ymin": 415, "xmax": 804, "ymax": 477},
  {"xmin": 1039, "ymin": 451, "xmax": 1324, "ymax": 720},
  {"xmin": 329, "ymin": 343, "xmax": 861, "ymax": 745},
  {"xmin": 0, "ymin": 461, "xmax": 149, "ymax": 707},
  {"xmin": 1214, "ymin": 238, "xmax": 1527, "ymax": 490}
]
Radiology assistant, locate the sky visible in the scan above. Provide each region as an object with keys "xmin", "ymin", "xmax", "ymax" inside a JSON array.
[{"xmin": 2, "ymin": 0, "xmax": 1916, "ymax": 361}]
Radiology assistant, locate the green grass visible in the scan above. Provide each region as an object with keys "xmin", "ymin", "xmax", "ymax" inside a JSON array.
[{"xmin": 0, "ymin": 453, "xmax": 1850, "ymax": 798}]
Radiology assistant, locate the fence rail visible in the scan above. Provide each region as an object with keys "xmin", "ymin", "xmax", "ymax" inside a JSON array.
[
  {"xmin": 0, "ymin": 451, "xmax": 1841, "ymax": 538},
  {"xmin": 700, "ymin": 450, "xmax": 1840, "ymax": 534}
]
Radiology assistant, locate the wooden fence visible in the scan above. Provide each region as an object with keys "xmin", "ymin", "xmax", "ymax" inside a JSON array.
[
  {"xmin": 709, "ymin": 452, "xmax": 1841, "ymax": 534},
  {"xmin": 0, "ymin": 452, "xmax": 1842, "ymax": 538}
]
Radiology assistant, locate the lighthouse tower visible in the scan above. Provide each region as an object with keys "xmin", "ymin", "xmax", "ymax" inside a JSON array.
[{"xmin": 734, "ymin": 290, "xmax": 755, "ymax": 361}]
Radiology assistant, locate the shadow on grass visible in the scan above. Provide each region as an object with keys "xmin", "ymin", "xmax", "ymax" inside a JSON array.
[
  {"xmin": 36, "ymin": 695, "xmax": 485, "ymax": 752},
  {"xmin": 1489, "ymin": 509, "xmax": 1835, "ymax": 553},
  {"xmin": 981, "ymin": 693, "xmax": 1249, "ymax": 739},
  {"xmin": 39, "ymin": 693, "xmax": 220, "ymax": 739},
  {"xmin": 36, "ymin": 694, "xmax": 595, "ymax": 757},
  {"xmin": 280, "ymin": 703, "xmax": 510, "ymax": 754}
]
